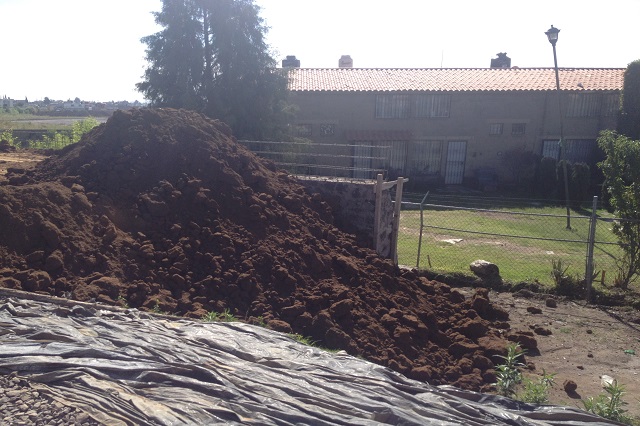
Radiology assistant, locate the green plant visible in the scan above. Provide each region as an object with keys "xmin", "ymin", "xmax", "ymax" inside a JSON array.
[
  {"xmin": 117, "ymin": 294, "xmax": 129, "ymax": 309},
  {"xmin": 151, "ymin": 301, "xmax": 166, "ymax": 315},
  {"xmin": 288, "ymin": 333, "xmax": 318, "ymax": 346},
  {"xmin": 618, "ymin": 59, "xmax": 640, "ymax": 141},
  {"xmin": 598, "ymin": 130, "xmax": 640, "ymax": 289},
  {"xmin": 201, "ymin": 308, "xmax": 237, "ymax": 322},
  {"xmin": 0, "ymin": 129, "xmax": 17, "ymax": 147},
  {"xmin": 583, "ymin": 380, "xmax": 632, "ymax": 424},
  {"xmin": 519, "ymin": 369, "xmax": 556, "ymax": 404},
  {"xmin": 551, "ymin": 259, "xmax": 570, "ymax": 286},
  {"xmin": 550, "ymin": 259, "xmax": 585, "ymax": 297},
  {"xmin": 29, "ymin": 117, "xmax": 99, "ymax": 150},
  {"xmin": 495, "ymin": 343, "xmax": 526, "ymax": 398},
  {"xmin": 253, "ymin": 316, "xmax": 268, "ymax": 327}
]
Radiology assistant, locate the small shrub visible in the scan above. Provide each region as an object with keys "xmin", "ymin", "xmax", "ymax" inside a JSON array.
[
  {"xmin": 288, "ymin": 333, "xmax": 318, "ymax": 347},
  {"xmin": 583, "ymin": 380, "xmax": 631, "ymax": 424},
  {"xmin": 551, "ymin": 259, "xmax": 584, "ymax": 297},
  {"xmin": 551, "ymin": 259, "xmax": 569, "ymax": 286},
  {"xmin": 495, "ymin": 343, "xmax": 525, "ymax": 398},
  {"xmin": 201, "ymin": 308, "xmax": 237, "ymax": 322},
  {"xmin": 519, "ymin": 370, "xmax": 556, "ymax": 404}
]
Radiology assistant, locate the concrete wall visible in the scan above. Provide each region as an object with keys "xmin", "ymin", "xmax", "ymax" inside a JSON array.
[
  {"xmin": 289, "ymin": 90, "xmax": 618, "ymax": 185},
  {"xmin": 299, "ymin": 178, "xmax": 394, "ymax": 258}
]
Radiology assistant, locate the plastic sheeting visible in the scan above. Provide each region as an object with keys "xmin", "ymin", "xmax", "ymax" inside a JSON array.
[{"xmin": 0, "ymin": 289, "xmax": 620, "ymax": 425}]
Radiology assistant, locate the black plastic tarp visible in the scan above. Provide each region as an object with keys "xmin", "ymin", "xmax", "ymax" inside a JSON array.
[{"xmin": 0, "ymin": 289, "xmax": 620, "ymax": 425}]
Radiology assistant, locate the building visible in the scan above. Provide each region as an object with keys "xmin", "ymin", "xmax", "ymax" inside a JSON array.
[
  {"xmin": 286, "ymin": 59, "xmax": 624, "ymax": 187},
  {"xmin": 1, "ymin": 96, "xmax": 14, "ymax": 109}
]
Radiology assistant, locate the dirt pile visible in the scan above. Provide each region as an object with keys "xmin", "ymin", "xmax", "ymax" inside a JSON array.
[{"xmin": 0, "ymin": 108, "xmax": 521, "ymax": 391}]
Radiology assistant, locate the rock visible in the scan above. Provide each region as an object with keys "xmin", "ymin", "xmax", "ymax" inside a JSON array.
[
  {"xmin": 545, "ymin": 298, "xmax": 557, "ymax": 308},
  {"xmin": 533, "ymin": 327, "xmax": 552, "ymax": 336},
  {"xmin": 469, "ymin": 260, "xmax": 500, "ymax": 279},
  {"xmin": 564, "ymin": 379, "xmax": 578, "ymax": 393},
  {"xmin": 526, "ymin": 306, "xmax": 543, "ymax": 314}
]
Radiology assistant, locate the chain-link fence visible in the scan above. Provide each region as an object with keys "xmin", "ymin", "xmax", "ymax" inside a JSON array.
[{"xmin": 397, "ymin": 192, "xmax": 629, "ymax": 292}]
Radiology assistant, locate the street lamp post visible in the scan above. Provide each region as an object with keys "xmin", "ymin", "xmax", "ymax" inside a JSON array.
[{"xmin": 545, "ymin": 25, "xmax": 571, "ymax": 230}]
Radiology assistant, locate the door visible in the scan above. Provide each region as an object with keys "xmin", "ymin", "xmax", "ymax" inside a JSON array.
[{"xmin": 444, "ymin": 141, "xmax": 467, "ymax": 184}]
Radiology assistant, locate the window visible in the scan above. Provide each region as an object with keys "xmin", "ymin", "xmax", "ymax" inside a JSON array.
[
  {"xmin": 297, "ymin": 124, "xmax": 312, "ymax": 137},
  {"xmin": 414, "ymin": 94, "xmax": 450, "ymax": 117},
  {"xmin": 319, "ymin": 123, "xmax": 335, "ymax": 136},
  {"xmin": 511, "ymin": 123, "xmax": 526, "ymax": 135},
  {"xmin": 375, "ymin": 94, "xmax": 410, "ymax": 118},
  {"xmin": 566, "ymin": 93, "xmax": 601, "ymax": 117},
  {"xmin": 489, "ymin": 123, "xmax": 503, "ymax": 135},
  {"xmin": 542, "ymin": 139, "xmax": 596, "ymax": 163}
]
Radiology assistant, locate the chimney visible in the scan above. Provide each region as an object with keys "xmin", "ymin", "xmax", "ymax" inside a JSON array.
[
  {"xmin": 490, "ymin": 53, "xmax": 511, "ymax": 68},
  {"xmin": 339, "ymin": 55, "xmax": 353, "ymax": 68},
  {"xmin": 282, "ymin": 55, "xmax": 300, "ymax": 68}
]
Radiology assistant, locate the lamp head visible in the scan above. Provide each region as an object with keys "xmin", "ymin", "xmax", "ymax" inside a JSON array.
[{"xmin": 545, "ymin": 25, "xmax": 560, "ymax": 46}]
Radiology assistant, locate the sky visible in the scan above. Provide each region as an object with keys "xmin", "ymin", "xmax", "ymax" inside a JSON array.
[{"xmin": 1, "ymin": 0, "xmax": 639, "ymax": 103}]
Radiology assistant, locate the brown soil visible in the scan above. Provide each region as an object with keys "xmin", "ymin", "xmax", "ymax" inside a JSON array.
[
  {"xmin": 481, "ymin": 289, "xmax": 640, "ymax": 419},
  {"xmin": 1, "ymin": 108, "xmax": 638, "ymax": 419}
]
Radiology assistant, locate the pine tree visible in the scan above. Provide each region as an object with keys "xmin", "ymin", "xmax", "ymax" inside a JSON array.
[
  {"xmin": 137, "ymin": 0, "xmax": 290, "ymax": 140},
  {"xmin": 617, "ymin": 59, "xmax": 640, "ymax": 140}
]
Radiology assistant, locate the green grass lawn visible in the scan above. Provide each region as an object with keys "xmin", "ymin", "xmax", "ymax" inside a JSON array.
[{"xmin": 398, "ymin": 205, "xmax": 623, "ymax": 290}]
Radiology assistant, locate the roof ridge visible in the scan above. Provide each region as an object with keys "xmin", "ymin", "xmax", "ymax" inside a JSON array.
[{"xmin": 290, "ymin": 67, "xmax": 625, "ymax": 71}]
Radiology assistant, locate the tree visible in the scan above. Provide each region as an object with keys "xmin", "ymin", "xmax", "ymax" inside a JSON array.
[
  {"xmin": 137, "ymin": 0, "xmax": 291, "ymax": 140},
  {"xmin": 597, "ymin": 130, "xmax": 640, "ymax": 288},
  {"xmin": 617, "ymin": 59, "xmax": 640, "ymax": 141}
]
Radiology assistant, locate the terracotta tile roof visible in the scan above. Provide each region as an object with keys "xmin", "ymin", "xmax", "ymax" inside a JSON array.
[{"xmin": 287, "ymin": 68, "xmax": 624, "ymax": 92}]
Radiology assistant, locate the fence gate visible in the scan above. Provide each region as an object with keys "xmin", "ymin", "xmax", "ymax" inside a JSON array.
[{"xmin": 444, "ymin": 141, "xmax": 467, "ymax": 184}]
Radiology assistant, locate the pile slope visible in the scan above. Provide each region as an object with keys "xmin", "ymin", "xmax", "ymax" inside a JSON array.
[{"xmin": 0, "ymin": 108, "xmax": 523, "ymax": 391}]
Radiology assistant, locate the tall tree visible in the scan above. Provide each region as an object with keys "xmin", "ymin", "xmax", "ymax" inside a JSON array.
[
  {"xmin": 137, "ymin": 0, "xmax": 290, "ymax": 140},
  {"xmin": 617, "ymin": 59, "xmax": 640, "ymax": 140}
]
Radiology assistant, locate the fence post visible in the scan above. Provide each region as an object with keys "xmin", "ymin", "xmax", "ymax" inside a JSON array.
[
  {"xmin": 416, "ymin": 192, "xmax": 429, "ymax": 268},
  {"xmin": 585, "ymin": 196, "xmax": 598, "ymax": 302},
  {"xmin": 390, "ymin": 177, "xmax": 405, "ymax": 265},
  {"xmin": 373, "ymin": 174, "xmax": 383, "ymax": 252}
]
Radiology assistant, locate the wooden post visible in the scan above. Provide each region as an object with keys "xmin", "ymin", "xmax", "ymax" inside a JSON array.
[
  {"xmin": 391, "ymin": 177, "xmax": 405, "ymax": 265},
  {"xmin": 373, "ymin": 173, "xmax": 383, "ymax": 252}
]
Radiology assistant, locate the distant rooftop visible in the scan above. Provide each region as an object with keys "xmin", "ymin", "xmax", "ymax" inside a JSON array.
[{"xmin": 287, "ymin": 67, "xmax": 625, "ymax": 92}]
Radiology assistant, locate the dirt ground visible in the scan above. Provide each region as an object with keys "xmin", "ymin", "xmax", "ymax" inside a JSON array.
[
  {"xmin": 1, "ymin": 109, "xmax": 639, "ymax": 422},
  {"xmin": 471, "ymin": 289, "xmax": 640, "ymax": 419}
]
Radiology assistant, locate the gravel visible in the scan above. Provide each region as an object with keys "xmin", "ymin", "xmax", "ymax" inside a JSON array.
[{"xmin": 0, "ymin": 373, "xmax": 101, "ymax": 425}]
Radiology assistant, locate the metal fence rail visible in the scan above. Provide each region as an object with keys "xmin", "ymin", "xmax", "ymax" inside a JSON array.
[
  {"xmin": 239, "ymin": 140, "xmax": 390, "ymax": 181},
  {"xmin": 397, "ymin": 194, "xmax": 628, "ymax": 296}
]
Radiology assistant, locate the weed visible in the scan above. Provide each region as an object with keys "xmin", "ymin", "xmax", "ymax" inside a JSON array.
[
  {"xmin": 151, "ymin": 302, "xmax": 166, "ymax": 315},
  {"xmin": 254, "ymin": 316, "xmax": 268, "ymax": 328},
  {"xmin": 288, "ymin": 333, "xmax": 318, "ymax": 346},
  {"xmin": 551, "ymin": 259, "xmax": 570, "ymax": 285},
  {"xmin": 117, "ymin": 294, "xmax": 129, "ymax": 309},
  {"xmin": 495, "ymin": 343, "xmax": 526, "ymax": 398},
  {"xmin": 519, "ymin": 370, "xmax": 556, "ymax": 404},
  {"xmin": 201, "ymin": 308, "xmax": 237, "ymax": 322},
  {"xmin": 583, "ymin": 380, "xmax": 632, "ymax": 424}
]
